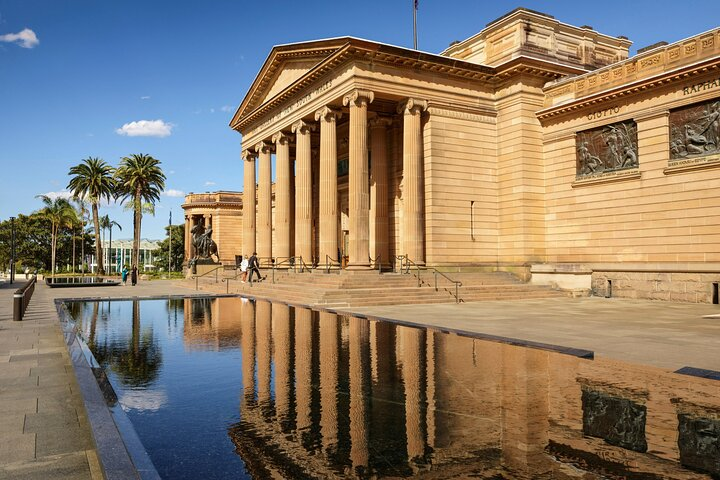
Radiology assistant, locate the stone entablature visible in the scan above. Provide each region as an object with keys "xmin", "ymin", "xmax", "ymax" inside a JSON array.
[
  {"xmin": 542, "ymin": 28, "xmax": 720, "ymax": 110},
  {"xmin": 441, "ymin": 7, "xmax": 630, "ymax": 70}
]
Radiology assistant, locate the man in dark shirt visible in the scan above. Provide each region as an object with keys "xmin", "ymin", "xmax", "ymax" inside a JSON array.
[{"xmin": 248, "ymin": 252, "xmax": 261, "ymax": 283}]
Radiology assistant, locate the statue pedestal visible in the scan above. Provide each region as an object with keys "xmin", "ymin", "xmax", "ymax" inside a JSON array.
[{"xmin": 186, "ymin": 259, "xmax": 222, "ymax": 278}]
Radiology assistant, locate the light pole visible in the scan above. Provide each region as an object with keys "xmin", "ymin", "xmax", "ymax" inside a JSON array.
[{"xmin": 10, "ymin": 216, "xmax": 16, "ymax": 284}]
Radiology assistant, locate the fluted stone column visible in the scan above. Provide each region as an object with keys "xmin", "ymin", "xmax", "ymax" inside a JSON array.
[
  {"xmin": 315, "ymin": 107, "xmax": 342, "ymax": 266},
  {"xmin": 398, "ymin": 98, "xmax": 427, "ymax": 265},
  {"xmin": 256, "ymin": 300, "xmax": 272, "ymax": 408},
  {"xmin": 272, "ymin": 132, "xmax": 291, "ymax": 263},
  {"xmin": 349, "ymin": 316, "xmax": 370, "ymax": 470},
  {"xmin": 343, "ymin": 89, "xmax": 374, "ymax": 269},
  {"xmin": 295, "ymin": 307, "xmax": 313, "ymax": 441},
  {"xmin": 319, "ymin": 311, "xmax": 339, "ymax": 455},
  {"xmin": 401, "ymin": 325, "xmax": 427, "ymax": 462},
  {"xmin": 292, "ymin": 120, "xmax": 314, "ymax": 266},
  {"xmin": 242, "ymin": 149, "xmax": 257, "ymax": 256},
  {"xmin": 184, "ymin": 215, "xmax": 190, "ymax": 262},
  {"xmin": 272, "ymin": 303, "xmax": 292, "ymax": 430},
  {"xmin": 369, "ymin": 116, "xmax": 391, "ymax": 268},
  {"xmin": 240, "ymin": 299, "xmax": 256, "ymax": 405},
  {"xmin": 256, "ymin": 141, "xmax": 273, "ymax": 262}
]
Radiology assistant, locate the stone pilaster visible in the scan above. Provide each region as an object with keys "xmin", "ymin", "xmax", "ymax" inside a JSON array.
[
  {"xmin": 343, "ymin": 89, "xmax": 374, "ymax": 269},
  {"xmin": 315, "ymin": 106, "xmax": 342, "ymax": 265},
  {"xmin": 273, "ymin": 132, "xmax": 292, "ymax": 263},
  {"xmin": 242, "ymin": 149, "xmax": 257, "ymax": 256},
  {"xmin": 369, "ymin": 115, "xmax": 392, "ymax": 268},
  {"xmin": 255, "ymin": 141, "xmax": 273, "ymax": 261},
  {"xmin": 398, "ymin": 98, "xmax": 427, "ymax": 265},
  {"xmin": 292, "ymin": 120, "xmax": 315, "ymax": 267}
]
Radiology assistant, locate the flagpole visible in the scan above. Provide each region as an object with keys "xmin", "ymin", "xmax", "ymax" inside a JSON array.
[{"xmin": 413, "ymin": 0, "xmax": 418, "ymax": 50}]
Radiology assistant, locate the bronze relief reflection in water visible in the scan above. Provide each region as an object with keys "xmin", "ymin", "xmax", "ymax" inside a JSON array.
[{"xmin": 223, "ymin": 299, "xmax": 719, "ymax": 479}]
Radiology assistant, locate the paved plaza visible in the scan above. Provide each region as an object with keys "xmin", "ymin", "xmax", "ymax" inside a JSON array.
[{"xmin": 0, "ymin": 277, "xmax": 718, "ymax": 478}]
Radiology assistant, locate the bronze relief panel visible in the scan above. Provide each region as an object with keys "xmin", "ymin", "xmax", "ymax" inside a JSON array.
[
  {"xmin": 669, "ymin": 99, "xmax": 720, "ymax": 160},
  {"xmin": 576, "ymin": 120, "xmax": 639, "ymax": 177}
]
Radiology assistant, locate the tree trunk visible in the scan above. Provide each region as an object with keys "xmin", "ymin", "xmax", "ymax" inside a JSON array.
[
  {"xmin": 133, "ymin": 192, "xmax": 143, "ymax": 273},
  {"xmin": 92, "ymin": 204, "xmax": 104, "ymax": 275},
  {"xmin": 51, "ymin": 222, "xmax": 57, "ymax": 277},
  {"xmin": 72, "ymin": 228, "xmax": 76, "ymax": 274}
]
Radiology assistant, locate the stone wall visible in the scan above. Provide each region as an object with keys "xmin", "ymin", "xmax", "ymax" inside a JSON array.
[{"xmin": 591, "ymin": 271, "xmax": 720, "ymax": 303}]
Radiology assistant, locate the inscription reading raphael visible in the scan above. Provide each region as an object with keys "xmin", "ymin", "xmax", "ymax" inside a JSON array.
[{"xmin": 576, "ymin": 120, "xmax": 639, "ymax": 177}]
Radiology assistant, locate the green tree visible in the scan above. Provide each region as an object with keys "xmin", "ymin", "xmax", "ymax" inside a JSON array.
[
  {"xmin": 115, "ymin": 154, "xmax": 166, "ymax": 272},
  {"xmin": 67, "ymin": 157, "xmax": 116, "ymax": 274},
  {"xmin": 34, "ymin": 196, "xmax": 77, "ymax": 277},
  {"xmin": 152, "ymin": 224, "xmax": 185, "ymax": 272}
]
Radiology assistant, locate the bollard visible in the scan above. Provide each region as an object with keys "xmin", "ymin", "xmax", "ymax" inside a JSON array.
[{"xmin": 13, "ymin": 293, "xmax": 23, "ymax": 321}]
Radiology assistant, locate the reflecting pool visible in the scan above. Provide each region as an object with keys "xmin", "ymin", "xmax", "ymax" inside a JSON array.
[{"xmin": 66, "ymin": 297, "xmax": 720, "ymax": 479}]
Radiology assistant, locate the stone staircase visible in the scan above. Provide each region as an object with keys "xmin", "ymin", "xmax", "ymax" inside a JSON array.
[{"xmin": 186, "ymin": 268, "xmax": 569, "ymax": 307}]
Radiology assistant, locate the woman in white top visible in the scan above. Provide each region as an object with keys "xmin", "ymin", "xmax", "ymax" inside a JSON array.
[{"xmin": 240, "ymin": 255, "xmax": 249, "ymax": 283}]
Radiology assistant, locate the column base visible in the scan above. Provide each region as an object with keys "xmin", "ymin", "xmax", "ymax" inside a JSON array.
[{"xmin": 346, "ymin": 263, "xmax": 372, "ymax": 270}]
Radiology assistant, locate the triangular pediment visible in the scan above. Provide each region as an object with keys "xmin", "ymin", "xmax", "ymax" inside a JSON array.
[{"xmin": 230, "ymin": 38, "xmax": 351, "ymax": 128}]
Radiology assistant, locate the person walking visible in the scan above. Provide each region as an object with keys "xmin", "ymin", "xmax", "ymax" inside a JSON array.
[
  {"xmin": 240, "ymin": 255, "xmax": 249, "ymax": 283},
  {"xmin": 121, "ymin": 266, "xmax": 128, "ymax": 286},
  {"xmin": 248, "ymin": 252, "xmax": 261, "ymax": 283},
  {"xmin": 131, "ymin": 266, "xmax": 138, "ymax": 286}
]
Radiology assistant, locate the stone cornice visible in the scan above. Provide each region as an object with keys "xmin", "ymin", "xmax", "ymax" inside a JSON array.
[{"xmin": 537, "ymin": 57, "xmax": 720, "ymax": 121}]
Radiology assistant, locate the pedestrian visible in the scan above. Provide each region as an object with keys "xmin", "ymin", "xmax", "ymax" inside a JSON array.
[
  {"xmin": 248, "ymin": 252, "xmax": 261, "ymax": 283},
  {"xmin": 240, "ymin": 255, "xmax": 249, "ymax": 283},
  {"xmin": 121, "ymin": 266, "xmax": 128, "ymax": 286},
  {"xmin": 131, "ymin": 266, "xmax": 138, "ymax": 286}
]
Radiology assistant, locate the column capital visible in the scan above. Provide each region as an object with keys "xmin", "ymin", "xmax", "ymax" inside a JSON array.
[
  {"xmin": 272, "ymin": 131, "xmax": 291, "ymax": 145},
  {"xmin": 397, "ymin": 98, "xmax": 428, "ymax": 115},
  {"xmin": 291, "ymin": 119, "xmax": 315, "ymax": 135},
  {"xmin": 241, "ymin": 149, "xmax": 257, "ymax": 162},
  {"xmin": 343, "ymin": 89, "xmax": 374, "ymax": 108},
  {"xmin": 255, "ymin": 141, "xmax": 273, "ymax": 154},
  {"xmin": 315, "ymin": 106, "xmax": 343, "ymax": 122},
  {"xmin": 368, "ymin": 114, "xmax": 393, "ymax": 129}
]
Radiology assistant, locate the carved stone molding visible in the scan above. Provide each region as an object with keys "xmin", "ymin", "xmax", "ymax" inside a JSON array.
[
  {"xmin": 571, "ymin": 168, "xmax": 641, "ymax": 188},
  {"xmin": 342, "ymin": 89, "xmax": 374, "ymax": 108},
  {"xmin": 426, "ymin": 106, "xmax": 495, "ymax": 124},
  {"xmin": 368, "ymin": 115, "xmax": 393, "ymax": 129},
  {"xmin": 241, "ymin": 149, "xmax": 257, "ymax": 162},
  {"xmin": 291, "ymin": 119, "xmax": 315, "ymax": 135},
  {"xmin": 254, "ymin": 140, "xmax": 273, "ymax": 154},
  {"xmin": 314, "ymin": 106, "xmax": 342, "ymax": 122},
  {"xmin": 271, "ymin": 131, "xmax": 290, "ymax": 145},
  {"xmin": 665, "ymin": 152, "xmax": 720, "ymax": 175},
  {"xmin": 397, "ymin": 98, "xmax": 428, "ymax": 115}
]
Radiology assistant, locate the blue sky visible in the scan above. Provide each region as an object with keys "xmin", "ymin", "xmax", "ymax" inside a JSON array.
[{"xmin": 1, "ymin": 0, "xmax": 718, "ymax": 239}]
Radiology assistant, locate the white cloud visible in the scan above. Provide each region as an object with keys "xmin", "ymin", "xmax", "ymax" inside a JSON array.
[
  {"xmin": 120, "ymin": 390, "xmax": 167, "ymax": 412},
  {"xmin": 204, "ymin": 181, "xmax": 216, "ymax": 186},
  {"xmin": 39, "ymin": 190, "xmax": 73, "ymax": 200},
  {"xmin": 0, "ymin": 28, "xmax": 39, "ymax": 48},
  {"xmin": 210, "ymin": 108, "xmax": 215, "ymax": 113},
  {"xmin": 163, "ymin": 189, "xmax": 185, "ymax": 198},
  {"xmin": 116, "ymin": 119, "xmax": 172, "ymax": 137},
  {"xmin": 140, "ymin": 95, "xmax": 151, "ymax": 100},
  {"xmin": 220, "ymin": 105, "xmax": 233, "ymax": 112}
]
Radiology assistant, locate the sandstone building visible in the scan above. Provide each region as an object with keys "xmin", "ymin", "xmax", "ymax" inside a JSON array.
[{"xmin": 183, "ymin": 8, "xmax": 720, "ymax": 302}]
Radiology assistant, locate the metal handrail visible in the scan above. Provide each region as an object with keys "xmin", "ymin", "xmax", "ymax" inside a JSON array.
[
  {"xmin": 403, "ymin": 256, "xmax": 423, "ymax": 287},
  {"xmin": 325, "ymin": 255, "xmax": 341, "ymax": 273},
  {"xmin": 190, "ymin": 265, "xmax": 224, "ymax": 290},
  {"xmin": 393, "ymin": 254, "xmax": 409, "ymax": 274},
  {"xmin": 369, "ymin": 254, "xmax": 382, "ymax": 275},
  {"xmin": 432, "ymin": 270, "xmax": 463, "ymax": 303},
  {"xmin": 13, "ymin": 275, "xmax": 37, "ymax": 321}
]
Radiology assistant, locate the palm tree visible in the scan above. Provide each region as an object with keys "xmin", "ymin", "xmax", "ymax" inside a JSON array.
[
  {"xmin": 73, "ymin": 197, "xmax": 89, "ymax": 275},
  {"xmin": 100, "ymin": 214, "xmax": 122, "ymax": 273},
  {"xmin": 35, "ymin": 195, "xmax": 76, "ymax": 277},
  {"xmin": 115, "ymin": 154, "xmax": 166, "ymax": 273},
  {"xmin": 68, "ymin": 157, "xmax": 116, "ymax": 274}
]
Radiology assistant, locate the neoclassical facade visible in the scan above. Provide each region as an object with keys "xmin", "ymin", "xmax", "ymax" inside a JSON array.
[{"xmin": 204, "ymin": 8, "xmax": 720, "ymax": 301}]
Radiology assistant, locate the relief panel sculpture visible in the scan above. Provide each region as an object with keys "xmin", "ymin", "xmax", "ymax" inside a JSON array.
[
  {"xmin": 669, "ymin": 99, "xmax": 720, "ymax": 159},
  {"xmin": 576, "ymin": 120, "xmax": 639, "ymax": 176}
]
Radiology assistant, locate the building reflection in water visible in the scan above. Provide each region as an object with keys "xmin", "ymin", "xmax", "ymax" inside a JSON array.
[{"xmin": 179, "ymin": 297, "xmax": 719, "ymax": 479}]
